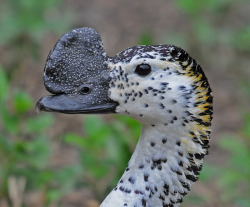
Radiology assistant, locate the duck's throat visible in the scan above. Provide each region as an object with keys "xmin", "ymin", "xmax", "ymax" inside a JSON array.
[{"xmin": 101, "ymin": 124, "xmax": 208, "ymax": 207}]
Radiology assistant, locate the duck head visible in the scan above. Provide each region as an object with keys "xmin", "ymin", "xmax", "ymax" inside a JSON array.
[
  {"xmin": 37, "ymin": 27, "xmax": 212, "ymax": 129},
  {"xmin": 108, "ymin": 45, "xmax": 212, "ymax": 128}
]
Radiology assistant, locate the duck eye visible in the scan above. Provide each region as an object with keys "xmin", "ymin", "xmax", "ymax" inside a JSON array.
[{"xmin": 134, "ymin": 64, "xmax": 151, "ymax": 76}]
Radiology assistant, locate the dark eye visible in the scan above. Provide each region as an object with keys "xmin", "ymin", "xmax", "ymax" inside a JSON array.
[{"xmin": 134, "ymin": 64, "xmax": 151, "ymax": 76}]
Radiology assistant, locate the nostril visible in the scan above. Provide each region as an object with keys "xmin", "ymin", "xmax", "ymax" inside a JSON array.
[
  {"xmin": 81, "ymin": 87, "xmax": 90, "ymax": 93},
  {"xmin": 79, "ymin": 85, "xmax": 92, "ymax": 95}
]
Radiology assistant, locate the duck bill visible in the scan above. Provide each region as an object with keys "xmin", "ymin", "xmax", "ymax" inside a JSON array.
[
  {"xmin": 36, "ymin": 94, "xmax": 118, "ymax": 114},
  {"xmin": 36, "ymin": 27, "xmax": 119, "ymax": 114}
]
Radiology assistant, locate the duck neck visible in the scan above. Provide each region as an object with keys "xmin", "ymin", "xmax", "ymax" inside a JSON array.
[{"xmin": 101, "ymin": 123, "xmax": 207, "ymax": 207}]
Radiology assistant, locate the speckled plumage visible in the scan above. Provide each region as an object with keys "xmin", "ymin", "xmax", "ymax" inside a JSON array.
[
  {"xmin": 37, "ymin": 28, "xmax": 213, "ymax": 207},
  {"xmin": 102, "ymin": 45, "xmax": 213, "ymax": 207}
]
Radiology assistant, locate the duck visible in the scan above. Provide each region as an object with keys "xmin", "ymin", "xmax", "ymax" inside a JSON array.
[{"xmin": 36, "ymin": 27, "xmax": 213, "ymax": 207}]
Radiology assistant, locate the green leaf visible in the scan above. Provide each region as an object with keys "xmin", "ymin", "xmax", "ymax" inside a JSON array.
[
  {"xmin": 46, "ymin": 189, "xmax": 62, "ymax": 203},
  {"xmin": 0, "ymin": 67, "xmax": 9, "ymax": 101},
  {"xmin": 13, "ymin": 91, "xmax": 33, "ymax": 113},
  {"xmin": 81, "ymin": 155, "xmax": 108, "ymax": 179},
  {"xmin": 116, "ymin": 115, "xmax": 141, "ymax": 139},
  {"xmin": 0, "ymin": 108, "xmax": 19, "ymax": 134},
  {"xmin": 235, "ymin": 198, "xmax": 250, "ymax": 207},
  {"xmin": 218, "ymin": 136, "xmax": 247, "ymax": 155},
  {"xmin": 0, "ymin": 134, "xmax": 12, "ymax": 154},
  {"xmin": 26, "ymin": 114, "xmax": 54, "ymax": 133},
  {"xmin": 242, "ymin": 113, "xmax": 250, "ymax": 137},
  {"xmin": 54, "ymin": 166, "xmax": 82, "ymax": 192},
  {"xmin": 139, "ymin": 31, "xmax": 153, "ymax": 45},
  {"xmin": 231, "ymin": 27, "xmax": 250, "ymax": 52},
  {"xmin": 35, "ymin": 170, "xmax": 54, "ymax": 186},
  {"xmin": 84, "ymin": 115, "xmax": 105, "ymax": 136},
  {"xmin": 176, "ymin": 0, "xmax": 231, "ymax": 15},
  {"xmin": 24, "ymin": 136, "xmax": 50, "ymax": 167},
  {"xmin": 199, "ymin": 164, "xmax": 218, "ymax": 181},
  {"xmin": 219, "ymin": 170, "xmax": 241, "ymax": 189},
  {"xmin": 64, "ymin": 133, "xmax": 87, "ymax": 149},
  {"xmin": 176, "ymin": 0, "xmax": 204, "ymax": 15}
]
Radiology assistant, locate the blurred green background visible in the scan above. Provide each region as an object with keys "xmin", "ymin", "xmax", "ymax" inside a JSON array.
[{"xmin": 0, "ymin": 0, "xmax": 250, "ymax": 207}]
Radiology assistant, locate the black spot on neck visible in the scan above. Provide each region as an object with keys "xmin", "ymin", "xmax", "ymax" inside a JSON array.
[
  {"xmin": 144, "ymin": 174, "xmax": 149, "ymax": 182},
  {"xmin": 162, "ymin": 138, "xmax": 167, "ymax": 144},
  {"xmin": 128, "ymin": 176, "xmax": 135, "ymax": 184}
]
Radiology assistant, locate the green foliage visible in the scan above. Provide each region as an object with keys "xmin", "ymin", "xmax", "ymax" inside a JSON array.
[
  {"xmin": 0, "ymin": 0, "xmax": 71, "ymax": 73},
  {"xmin": 231, "ymin": 27, "xmax": 250, "ymax": 51},
  {"xmin": 0, "ymin": 67, "xmax": 81, "ymax": 205},
  {"xmin": 0, "ymin": 0, "xmax": 68, "ymax": 46},
  {"xmin": 198, "ymin": 164, "xmax": 219, "ymax": 182},
  {"xmin": 216, "ymin": 114, "xmax": 250, "ymax": 205},
  {"xmin": 176, "ymin": 0, "xmax": 232, "ymax": 15},
  {"xmin": 239, "ymin": 78, "xmax": 250, "ymax": 100},
  {"xmin": 139, "ymin": 31, "xmax": 153, "ymax": 45},
  {"xmin": 64, "ymin": 115, "xmax": 141, "ymax": 192},
  {"xmin": 26, "ymin": 114, "xmax": 54, "ymax": 133},
  {"xmin": 197, "ymin": 113, "xmax": 250, "ymax": 206},
  {"xmin": 174, "ymin": 0, "xmax": 250, "ymax": 52},
  {"xmin": 185, "ymin": 194, "xmax": 206, "ymax": 205},
  {"xmin": 0, "ymin": 3, "xmax": 72, "ymax": 201},
  {"xmin": 242, "ymin": 114, "xmax": 250, "ymax": 137},
  {"xmin": 13, "ymin": 91, "xmax": 33, "ymax": 114},
  {"xmin": 0, "ymin": 66, "xmax": 9, "ymax": 101}
]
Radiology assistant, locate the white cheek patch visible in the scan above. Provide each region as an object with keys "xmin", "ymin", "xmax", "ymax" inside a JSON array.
[{"xmin": 109, "ymin": 62, "xmax": 194, "ymax": 127}]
